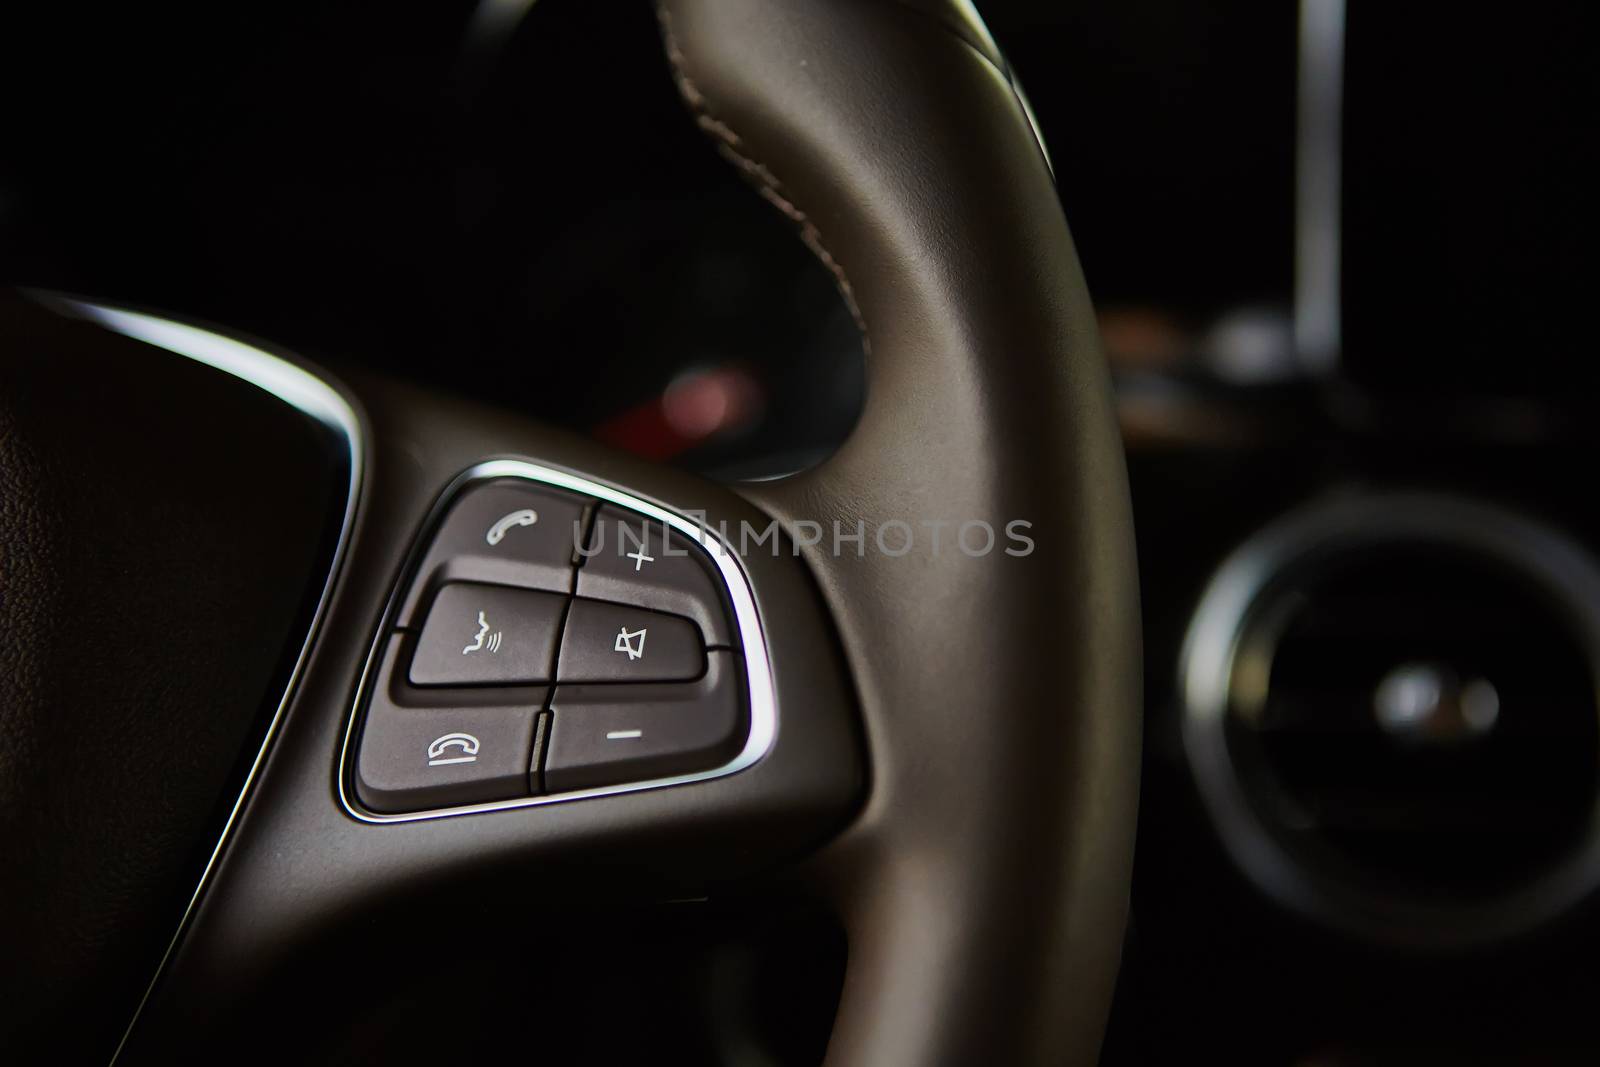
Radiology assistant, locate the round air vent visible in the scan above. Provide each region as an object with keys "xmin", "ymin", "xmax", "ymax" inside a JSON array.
[{"xmin": 1182, "ymin": 493, "xmax": 1600, "ymax": 947}]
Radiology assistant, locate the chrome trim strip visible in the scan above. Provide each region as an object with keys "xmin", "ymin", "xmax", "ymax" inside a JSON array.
[
  {"xmin": 71, "ymin": 305, "xmax": 362, "ymax": 435},
  {"xmin": 56, "ymin": 302, "xmax": 365, "ymax": 1064},
  {"xmin": 1181, "ymin": 492, "xmax": 1600, "ymax": 945},
  {"xmin": 1294, "ymin": 0, "xmax": 1345, "ymax": 372},
  {"xmin": 335, "ymin": 459, "xmax": 777, "ymax": 824}
]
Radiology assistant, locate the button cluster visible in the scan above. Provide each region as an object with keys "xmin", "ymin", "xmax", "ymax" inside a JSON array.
[{"xmin": 354, "ymin": 479, "xmax": 746, "ymax": 814}]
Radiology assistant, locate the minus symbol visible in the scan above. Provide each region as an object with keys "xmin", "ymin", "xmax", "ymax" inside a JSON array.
[{"xmin": 606, "ymin": 729, "xmax": 643, "ymax": 740}]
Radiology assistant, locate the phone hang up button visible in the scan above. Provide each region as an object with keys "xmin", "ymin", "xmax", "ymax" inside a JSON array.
[
  {"xmin": 355, "ymin": 639, "xmax": 547, "ymax": 813},
  {"xmin": 356, "ymin": 702, "xmax": 543, "ymax": 813}
]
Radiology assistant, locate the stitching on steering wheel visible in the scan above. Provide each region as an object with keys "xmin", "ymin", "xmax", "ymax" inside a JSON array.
[{"xmin": 656, "ymin": 3, "xmax": 872, "ymax": 354}]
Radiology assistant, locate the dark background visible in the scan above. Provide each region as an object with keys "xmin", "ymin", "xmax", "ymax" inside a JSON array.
[{"xmin": 4, "ymin": 3, "xmax": 1591, "ymax": 455}]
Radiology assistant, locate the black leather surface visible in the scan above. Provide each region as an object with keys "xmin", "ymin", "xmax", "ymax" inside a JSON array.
[
  {"xmin": 0, "ymin": 294, "xmax": 348, "ymax": 1061},
  {"xmin": 659, "ymin": 2, "xmax": 1142, "ymax": 1064}
]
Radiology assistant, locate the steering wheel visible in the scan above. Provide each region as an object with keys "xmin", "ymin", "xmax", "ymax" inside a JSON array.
[{"xmin": 0, "ymin": 2, "xmax": 1139, "ymax": 1064}]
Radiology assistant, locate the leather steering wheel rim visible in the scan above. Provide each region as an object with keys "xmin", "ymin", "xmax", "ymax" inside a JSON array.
[{"xmin": 660, "ymin": 2, "xmax": 1142, "ymax": 1063}]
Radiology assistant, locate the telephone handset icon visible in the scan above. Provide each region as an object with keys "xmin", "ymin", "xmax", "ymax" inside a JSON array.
[
  {"xmin": 426, "ymin": 732, "xmax": 481, "ymax": 767},
  {"xmin": 486, "ymin": 509, "xmax": 539, "ymax": 546}
]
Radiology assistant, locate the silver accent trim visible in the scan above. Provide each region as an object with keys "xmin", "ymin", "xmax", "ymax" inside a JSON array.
[
  {"xmin": 1011, "ymin": 78, "xmax": 1055, "ymax": 180},
  {"xmin": 54, "ymin": 302, "xmax": 365, "ymax": 1063},
  {"xmin": 336, "ymin": 459, "xmax": 777, "ymax": 823},
  {"xmin": 1181, "ymin": 492, "xmax": 1600, "ymax": 945},
  {"xmin": 1294, "ymin": 0, "xmax": 1345, "ymax": 372}
]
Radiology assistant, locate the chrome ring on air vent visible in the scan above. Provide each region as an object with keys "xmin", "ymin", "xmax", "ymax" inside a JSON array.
[{"xmin": 1181, "ymin": 493, "xmax": 1600, "ymax": 948}]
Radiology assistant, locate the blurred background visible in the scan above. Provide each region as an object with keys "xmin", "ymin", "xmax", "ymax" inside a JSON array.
[{"xmin": 2, "ymin": 1, "xmax": 1597, "ymax": 1063}]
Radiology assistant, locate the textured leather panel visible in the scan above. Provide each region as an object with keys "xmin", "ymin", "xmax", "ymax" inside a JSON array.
[
  {"xmin": 659, "ymin": 3, "xmax": 1141, "ymax": 1065},
  {"xmin": 0, "ymin": 295, "xmax": 347, "ymax": 1061}
]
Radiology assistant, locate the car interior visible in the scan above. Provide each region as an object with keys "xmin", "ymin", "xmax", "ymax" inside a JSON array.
[{"xmin": 2, "ymin": 1, "xmax": 1597, "ymax": 1064}]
